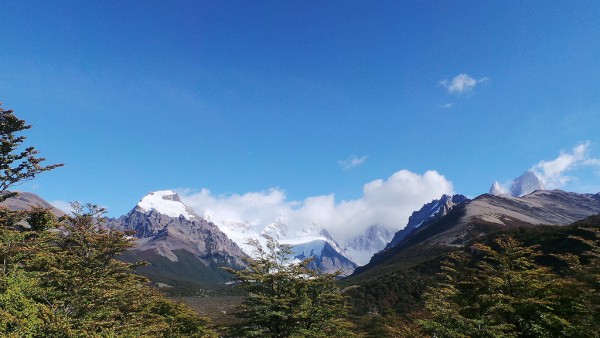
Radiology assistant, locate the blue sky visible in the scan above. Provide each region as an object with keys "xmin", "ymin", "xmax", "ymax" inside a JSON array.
[{"xmin": 1, "ymin": 1, "xmax": 600, "ymax": 223}]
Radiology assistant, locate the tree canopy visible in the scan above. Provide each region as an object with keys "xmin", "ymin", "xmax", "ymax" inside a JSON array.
[{"xmin": 226, "ymin": 236, "xmax": 355, "ymax": 338}]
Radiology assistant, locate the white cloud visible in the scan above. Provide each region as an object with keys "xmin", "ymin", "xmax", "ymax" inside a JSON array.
[
  {"xmin": 440, "ymin": 73, "xmax": 489, "ymax": 95},
  {"xmin": 179, "ymin": 169, "xmax": 453, "ymax": 242},
  {"xmin": 50, "ymin": 200, "xmax": 74, "ymax": 214},
  {"xmin": 531, "ymin": 141, "xmax": 600, "ymax": 189},
  {"xmin": 338, "ymin": 155, "xmax": 368, "ymax": 170}
]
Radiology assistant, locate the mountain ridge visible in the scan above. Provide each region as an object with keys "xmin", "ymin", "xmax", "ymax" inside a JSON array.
[{"xmin": 352, "ymin": 189, "xmax": 600, "ymax": 277}]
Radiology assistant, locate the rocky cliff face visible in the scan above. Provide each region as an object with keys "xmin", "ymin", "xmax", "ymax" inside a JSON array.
[{"xmin": 385, "ymin": 194, "xmax": 469, "ymax": 250}]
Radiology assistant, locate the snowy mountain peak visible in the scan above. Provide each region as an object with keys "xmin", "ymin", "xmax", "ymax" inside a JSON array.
[
  {"xmin": 137, "ymin": 190, "xmax": 197, "ymax": 220},
  {"xmin": 510, "ymin": 170, "xmax": 545, "ymax": 196},
  {"xmin": 261, "ymin": 216, "xmax": 289, "ymax": 239},
  {"xmin": 489, "ymin": 181, "xmax": 508, "ymax": 195},
  {"xmin": 489, "ymin": 171, "xmax": 546, "ymax": 197}
]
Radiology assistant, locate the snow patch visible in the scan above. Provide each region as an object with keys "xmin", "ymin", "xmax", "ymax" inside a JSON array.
[{"xmin": 137, "ymin": 190, "xmax": 196, "ymax": 220}]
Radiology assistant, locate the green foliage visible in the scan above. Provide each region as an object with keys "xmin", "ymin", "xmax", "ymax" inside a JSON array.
[
  {"xmin": 419, "ymin": 235, "xmax": 592, "ymax": 337},
  {"xmin": 552, "ymin": 226, "xmax": 600, "ymax": 336},
  {"xmin": 226, "ymin": 236, "xmax": 355, "ymax": 338},
  {"xmin": 354, "ymin": 313, "xmax": 426, "ymax": 338}
]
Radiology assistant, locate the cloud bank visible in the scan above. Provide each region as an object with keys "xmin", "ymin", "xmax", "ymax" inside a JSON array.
[
  {"xmin": 532, "ymin": 141, "xmax": 600, "ymax": 189},
  {"xmin": 440, "ymin": 73, "xmax": 489, "ymax": 95},
  {"xmin": 179, "ymin": 170, "xmax": 453, "ymax": 242}
]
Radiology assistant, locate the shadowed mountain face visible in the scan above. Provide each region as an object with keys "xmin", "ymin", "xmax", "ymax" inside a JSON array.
[
  {"xmin": 0, "ymin": 191, "xmax": 65, "ymax": 217},
  {"xmin": 353, "ymin": 190, "xmax": 600, "ymax": 277},
  {"xmin": 385, "ymin": 194, "xmax": 469, "ymax": 250}
]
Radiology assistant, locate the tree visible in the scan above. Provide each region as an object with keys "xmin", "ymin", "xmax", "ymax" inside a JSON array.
[
  {"xmin": 0, "ymin": 104, "xmax": 63, "ymax": 202},
  {"xmin": 226, "ymin": 236, "xmax": 355, "ymax": 338},
  {"xmin": 26, "ymin": 203, "xmax": 217, "ymax": 337},
  {"xmin": 553, "ymin": 226, "xmax": 600, "ymax": 336},
  {"xmin": 421, "ymin": 236, "xmax": 570, "ymax": 337},
  {"xmin": 0, "ymin": 104, "xmax": 66, "ymax": 336}
]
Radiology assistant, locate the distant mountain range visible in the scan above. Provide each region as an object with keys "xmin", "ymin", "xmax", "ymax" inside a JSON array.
[
  {"xmin": 107, "ymin": 190, "xmax": 358, "ymax": 280},
  {"xmin": 353, "ymin": 189, "xmax": 600, "ymax": 277},
  {"xmin": 4, "ymin": 170, "xmax": 600, "ymax": 289},
  {"xmin": 205, "ymin": 210, "xmax": 360, "ymax": 275}
]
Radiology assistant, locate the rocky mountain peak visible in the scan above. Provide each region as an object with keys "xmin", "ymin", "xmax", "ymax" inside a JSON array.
[
  {"xmin": 384, "ymin": 194, "xmax": 468, "ymax": 250},
  {"xmin": 489, "ymin": 170, "xmax": 546, "ymax": 197},
  {"xmin": 510, "ymin": 170, "xmax": 545, "ymax": 197},
  {"xmin": 489, "ymin": 181, "xmax": 508, "ymax": 195}
]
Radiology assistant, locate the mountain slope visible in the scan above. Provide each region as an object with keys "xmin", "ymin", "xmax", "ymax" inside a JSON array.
[
  {"xmin": 344, "ymin": 213, "xmax": 600, "ymax": 318},
  {"xmin": 107, "ymin": 191, "xmax": 247, "ymax": 285},
  {"xmin": 0, "ymin": 191, "xmax": 65, "ymax": 217},
  {"xmin": 353, "ymin": 190, "xmax": 600, "ymax": 277},
  {"xmin": 385, "ymin": 194, "xmax": 468, "ymax": 250}
]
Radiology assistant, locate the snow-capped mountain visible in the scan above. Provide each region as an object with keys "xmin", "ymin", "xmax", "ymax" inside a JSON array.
[
  {"xmin": 489, "ymin": 170, "xmax": 545, "ymax": 197},
  {"xmin": 204, "ymin": 214, "xmax": 357, "ymax": 275},
  {"xmin": 107, "ymin": 190, "xmax": 247, "ymax": 271},
  {"xmin": 385, "ymin": 194, "xmax": 469, "ymax": 250},
  {"xmin": 342, "ymin": 225, "xmax": 395, "ymax": 266},
  {"xmin": 510, "ymin": 170, "xmax": 545, "ymax": 196}
]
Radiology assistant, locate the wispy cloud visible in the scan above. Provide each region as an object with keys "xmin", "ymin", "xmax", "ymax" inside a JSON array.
[
  {"xmin": 179, "ymin": 169, "xmax": 454, "ymax": 242},
  {"xmin": 531, "ymin": 141, "xmax": 600, "ymax": 189},
  {"xmin": 440, "ymin": 73, "xmax": 489, "ymax": 95},
  {"xmin": 338, "ymin": 155, "xmax": 368, "ymax": 170},
  {"xmin": 437, "ymin": 102, "xmax": 454, "ymax": 109}
]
